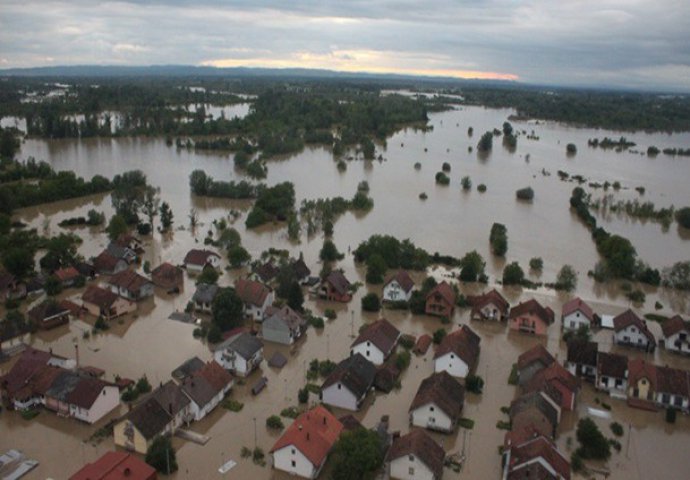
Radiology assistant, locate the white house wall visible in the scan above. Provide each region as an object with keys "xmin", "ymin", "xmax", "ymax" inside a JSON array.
[
  {"xmin": 434, "ymin": 353, "xmax": 469, "ymax": 378},
  {"xmin": 351, "ymin": 343, "xmax": 385, "ymax": 366},
  {"xmin": 321, "ymin": 383, "xmax": 359, "ymax": 411},
  {"xmin": 410, "ymin": 402, "xmax": 454, "ymax": 432},
  {"xmin": 272, "ymin": 445, "xmax": 317, "ymax": 479},
  {"xmin": 389, "ymin": 454, "xmax": 435, "ymax": 480}
]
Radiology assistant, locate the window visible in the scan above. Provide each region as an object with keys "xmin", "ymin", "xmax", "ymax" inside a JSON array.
[
  {"xmin": 366, "ymin": 350, "xmax": 370, "ymax": 357},
  {"xmin": 291, "ymin": 460, "xmax": 296, "ymax": 467},
  {"xmin": 674, "ymin": 397, "xmax": 683, "ymax": 407},
  {"xmin": 337, "ymin": 383, "xmax": 341, "ymax": 390},
  {"xmin": 409, "ymin": 467, "xmax": 415, "ymax": 475},
  {"xmin": 408, "ymin": 455, "xmax": 414, "ymax": 461},
  {"xmin": 662, "ymin": 394, "xmax": 670, "ymax": 404},
  {"xmin": 292, "ymin": 448, "xmax": 295, "ymax": 455},
  {"xmin": 430, "ymin": 406, "xmax": 434, "ymax": 411}
]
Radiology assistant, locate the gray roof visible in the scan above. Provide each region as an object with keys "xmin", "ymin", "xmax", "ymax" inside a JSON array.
[
  {"xmin": 215, "ymin": 332, "xmax": 263, "ymax": 360},
  {"xmin": 171, "ymin": 357, "xmax": 205, "ymax": 381},
  {"xmin": 322, "ymin": 353, "xmax": 376, "ymax": 399},
  {"xmin": 124, "ymin": 397, "xmax": 173, "ymax": 440},
  {"xmin": 263, "ymin": 305, "xmax": 305, "ymax": 331},
  {"xmin": 45, "ymin": 371, "xmax": 82, "ymax": 401},
  {"xmin": 106, "ymin": 243, "xmax": 134, "ymax": 260},
  {"xmin": 193, "ymin": 283, "xmax": 220, "ymax": 304},
  {"xmin": 151, "ymin": 380, "xmax": 191, "ymax": 416},
  {"xmin": 268, "ymin": 351, "xmax": 288, "ymax": 368}
]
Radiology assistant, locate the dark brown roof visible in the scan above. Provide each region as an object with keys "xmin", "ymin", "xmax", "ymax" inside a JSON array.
[
  {"xmin": 28, "ymin": 299, "xmax": 70, "ymax": 323},
  {"xmin": 184, "ymin": 249, "xmax": 220, "ymax": 266},
  {"xmin": 325, "ymin": 270, "xmax": 351, "ymax": 295},
  {"xmin": 662, "ymin": 315, "xmax": 690, "ymax": 338},
  {"xmin": 253, "ymin": 261, "xmax": 280, "ymax": 283},
  {"xmin": 566, "ymin": 339, "xmax": 598, "ymax": 367},
  {"xmin": 525, "ymin": 363, "xmax": 580, "ymax": 397},
  {"xmin": 434, "ymin": 325, "xmax": 481, "ymax": 371},
  {"xmin": 151, "ymin": 380, "xmax": 191, "ymax": 416},
  {"xmin": 414, "ymin": 334, "xmax": 432, "ymax": 355},
  {"xmin": 508, "ymin": 436, "xmax": 570, "ymax": 480},
  {"xmin": 151, "ymin": 262, "xmax": 182, "ymax": 287},
  {"xmin": 107, "ymin": 269, "xmax": 151, "ymax": 294},
  {"xmin": 425, "ymin": 281, "xmax": 456, "ymax": 305},
  {"xmin": 655, "ymin": 366, "xmax": 689, "ymax": 397},
  {"xmin": 387, "ymin": 429, "xmax": 445, "ymax": 479},
  {"xmin": 338, "ymin": 414, "xmax": 363, "ymax": 432},
  {"xmin": 66, "ymin": 377, "xmax": 111, "ymax": 409},
  {"xmin": 352, "ymin": 318, "xmax": 400, "ymax": 356},
  {"xmin": 322, "ymin": 353, "xmax": 376, "ymax": 399},
  {"xmin": 290, "ymin": 256, "xmax": 311, "ymax": 279},
  {"xmin": 82, "ymin": 285, "xmax": 119, "ymax": 309},
  {"xmin": 510, "ymin": 392, "xmax": 559, "ymax": 432},
  {"xmin": 123, "ymin": 396, "xmax": 173, "ymax": 440},
  {"xmin": 0, "ymin": 347, "xmax": 54, "ymax": 397},
  {"xmin": 409, "ymin": 371, "xmax": 464, "ymax": 421},
  {"xmin": 517, "ymin": 345, "xmax": 555, "ymax": 370},
  {"xmin": 235, "ymin": 278, "xmax": 271, "ymax": 307},
  {"xmin": 613, "ymin": 310, "xmax": 655, "ymax": 343},
  {"xmin": 93, "ymin": 251, "xmax": 122, "ymax": 273},
  {"xmin": 179, "ymin": 361, "xmax": 233, "ymax": 407},
  {"xmin": 627, "ymin": 358, "xmax": 657, "ymax": 391},
  {"xmin": 471, "ymin": 288, "xmax": 509, "ymax": 313},
  {"xmin": 509, "ymin": 299, "xmax": 555, "ymax": 325},
  {"xmin": 384, "ymin": 270, "xmax": 415, "ymax": 293},
  {"xmin": 597, "ymin": 351, "xmax": 628, "ymax": 378}
]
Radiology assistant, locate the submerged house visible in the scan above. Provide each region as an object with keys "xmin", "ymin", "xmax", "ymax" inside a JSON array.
[
  {"xmin": 350, "ymin": 318, "xmax": 401, "ymax": 366},
  {"xmin": 382, "ymin": 271, "xmax": 415, "ymax": 303},
  {"xmin": 561, "ymin": 297, "xmax": 596, "ymax": 332},
  {"xmin": 319, "ymin": 271, "xmax": 352, "ymax": 303},
  {"xmin": 81, "ymin": 285, "xmax": 136, "ymax": 319},
  {"xmin": 470, "ymin": 289, "xmax": 510, "ymax": 322},
  {"xmin": 424, "ymin": 281, "xmax": 456, "ymax": 319},
  {"xmin": 235, "ymin": 278, "xmax": 274, "ymax": 320},
  {"xmin": 192, "ymin": 283, "xmax": 220, "ymax": 313},
  {"xmin": 213, "ymin": 332, "xmax": 264, "ymax": 377},
  {"xmin": 409, "ymin": 371, "xmax": 465, "ymax": 433},
  {"xmin": 178, "ymin": 360, "xmax": 234, "ymax": 421},
  {"xmin": 387, "ymin": 429, "xmax": 446, "ymax": 480},
  {"xmin": 433, "ymin": 325, "xmax": 481, "ymax": 378},
  {"xmin": 261, "ymin": 305, "xmax": 306, "ymax": 345},
  {"xmin": 509, "ymin": 299, "xmax": 555, "ymax": 336},
  {"xmin": 321, "ymin": 353, "xmax": 376, "ymax": 411},
  {"xmin": 660, "ymin": 315, "xmax": 690, "ymax": 355},
  {"xmin": 183, "ymin": 249, "xmax": 221, "ymax": 273},
  {"xmin": 28, "ymin": 299, "xmax": 71, "ymax": 330},
  {"xmin": 105, "ymin": 269, "xmax": 154, "ymax": 301},
  {"xmin": 612, "ymin": 310, "xmax": 655, "ymax": 352},
  {"xmin": 151, "ymin": 262, "xmax": 184, "ymax": 290}
]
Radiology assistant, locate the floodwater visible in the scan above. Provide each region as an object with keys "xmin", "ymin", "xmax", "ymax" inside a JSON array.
[{"xmin": 2, "ymin": 103, "xmax": 690, "ymax": 479}]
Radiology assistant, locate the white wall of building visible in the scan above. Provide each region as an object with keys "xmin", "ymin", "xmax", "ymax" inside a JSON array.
[
  {"xmin": 614, "ymin": 326, "xmax": 651, "ymax": 349},
  {"xmin": 434, "ymin": 353, "xmax": 469, "ymax": 378},
  {"xmin": 321, "ymin": 383, "xmax": 359, "ymax": 411},
  {"xmin": 351, "ymin": 342, "xmax": 385, "ymax": 366},
  {"xmin": 272, "ymin": 445, "xmax": 317, "ymax": 479},
  {"xmin": 383, "ymin": 281, "xmax": 412, "ymax": 302},
  {"xmin": 390, "ymin": 454, "xmax": 436, "ymax": 480},
  {"xmin": 562, "ymin": 311, "xmax": 590, "ymax": 331},
  {"xmin": 71, "ymin": 385, "xmax": 120, "ymax": 423},
  {"xmin": 410, "ymin": 402, "xmax": 454, "ymax": 433}
]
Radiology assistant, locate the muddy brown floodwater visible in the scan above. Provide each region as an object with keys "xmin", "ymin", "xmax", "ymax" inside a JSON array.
[{"xmin": 1, "ymin": 102, "xmax": 690, "ymax": 479}]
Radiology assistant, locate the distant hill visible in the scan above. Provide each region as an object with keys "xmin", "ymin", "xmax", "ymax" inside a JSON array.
[{"xmin": 0, "ymin": 64, "xmax": 517, "ymax": 87}]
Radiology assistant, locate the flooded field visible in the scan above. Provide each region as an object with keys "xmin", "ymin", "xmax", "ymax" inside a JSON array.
[{"xmin": 2, "ymin": 104, "xmax": 690, "ymax": 479}]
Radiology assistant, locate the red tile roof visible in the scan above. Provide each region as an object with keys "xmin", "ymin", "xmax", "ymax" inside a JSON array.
[
  {"xmin": 54, "ymin": 266, "xmax": 80, "ymax": 282},
  {"xmin": 508, "ymin": 436, "xmax": 570, "ymax": 480},
  {"xmin": 525, "ymin": 363, "xmax": 580, "ymax": 397},
  {"xmin": 414, "ymin": 334, "xmax": 432, "ymax": 355},
  {"xmin": 82, "ymin": 285, "xmax": 119, "ymax": 309},
  {"xmin": 561, "ymin": 297, "xmax": 594, "ymax": 321},
  {"xmin": 661, "ymin": 315, "xmax": 690, "ymax": 338},
  {"xmin": 0, "ymin": 347, "xmax": 55, "ymax": 398},
  {"xmin": 107, "ymin": 269, "xmax": 151, "ymax": 293},
  {"xmin": 384, "ymin": 270, "xmax": 415, "ymax": 293},
  {"xmin": 434, "ymin": 325, "xmax": 481, "ymax": 371},
  {"xmin": 517, "ymin": 345, "xmax": 555, "ymax": 370},
  {"xmin": 235, "ymin": 278, "xmax": 271, "ymax": 307},
  {"xmin": 425, "ymin": 281, "xmax": 456, "ymax": 305},
  {"xmin": 352, "ymin": 318, "xmax": 400, "ymax": 356},
  {"xmin": 66, "ymin": 377, "xmax": 111, "ymax": 409},
  {"xmin": 655, "ymin": 365, "xmax": 689, "ymax": 397},
  {"xmin": 69, "ymin": 451, "xmax": 157, "ymax": 480},
  {"xmin": 183, "ymin": 249, "xmax": 220, "ymax": 267},
  {"xmin": 324, "ymin": 270, "xmax": 351, "ymax": 296},
  {"xmin": 270, "ymin": 405, "xmax": 343, "ymax": 468},
  {"xmin": 151, "ymin": 262, "xmax": 182, "ymax": 288},
  {"xmin": 387, "ymin": 429, "xmax": 445, "ymax": 479},
  {"xmin": 613, "ymin": 310, "xmax": 655, "ymax": 342},
  {"xmin": 93, "ymin": 251, "xmax": 121, "ymax": 273},
  {"xmin": 509, "ymin": 299, "xmax": 555, "ymax": 325},
  {"xmin": 627, "ymin": 358, "xmax": 657, "ymax": 391}
]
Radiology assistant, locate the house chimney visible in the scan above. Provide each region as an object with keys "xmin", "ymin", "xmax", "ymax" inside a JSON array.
[
  {"xmin": 323, "ymin": 416, "xmax": 326, "ymax": 425},
  {"xmin": 74, "ymin": 344, "xmax": 79, "ymax": 369}
]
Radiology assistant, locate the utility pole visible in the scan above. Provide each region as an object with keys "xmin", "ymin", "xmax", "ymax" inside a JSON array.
[
  {"xmin": 626, "ymin": 423, "xmax": 632, "ymax": 458},
  {"xmin": 166, "ymin": 446, "xmax": 170, "ymax": 475},
  {"xmin": 350, "ymin": 310, "xmax": 355, "ymax": 338},
  {"xmin": 253, "ymin": 417, "xmax": 257, "ymax": 449}
]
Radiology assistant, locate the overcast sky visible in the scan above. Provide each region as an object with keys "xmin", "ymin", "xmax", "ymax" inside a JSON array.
[{"xmin": 1, "ymin": 0, "xmax": 689, "ymax": 91}]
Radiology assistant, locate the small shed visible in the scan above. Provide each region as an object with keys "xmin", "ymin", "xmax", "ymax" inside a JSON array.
[{"xmin": 268, "ymin": 351, "xmax": 288, "ymax": 369}]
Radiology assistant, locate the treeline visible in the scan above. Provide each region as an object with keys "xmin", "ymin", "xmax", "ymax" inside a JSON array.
[
  {"xmin": 189, "ymin": 170, "xmax": 260, "ymax": 199},
  {"xmin": 462, "ymin": 87, "xmax": 690, "ymax": 132},
  {"xmin": 299, "ymin": 182, "xmax": 374, "ymax": 236},
  {"xmin": 0, "ymin": 156, "xmax": 53, "ymax": 183},
  {"xmin": 570, "ymin": 187, "xmax": 660, "ymax": 285}
]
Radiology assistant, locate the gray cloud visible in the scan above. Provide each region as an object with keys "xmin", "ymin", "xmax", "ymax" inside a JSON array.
[{"xmin": 0, "ymin": 0, "xmax": 689, "ymax": 90}]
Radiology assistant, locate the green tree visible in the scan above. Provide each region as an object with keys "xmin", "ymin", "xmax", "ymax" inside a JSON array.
[
  {"xmin": 0, "ymin": 129, "xmax": 20, "ymax": 160},
  {"xmin": 502, "ymin": 262, "xmax": 525, "ymax": 286},
  {"xmin": 575, "ymin": 418, "xmax": 611, "ymax": 460},
  {"xmin": 145, "ymin": 436, "xmax": 178, "ymax": 474},
  {"xmin": 330, "ymin": 428, "xmax": 383, "ymax": 480},
  {"xmin": 2, "ymin": 247, "xmax": 34, "ymax": 278},
  {"xmin": 361, "ymin": 292, "xmax": 381, "ymax": 312},
  {"xmin": 319, "ymin": 239, "xmax": 343, "ymax": 262},
  {"xmin": 555, "ymin": 265, "xmax": 577, "ymax": 291},
  {"xmin": 365, "ymin": 254, "xmax": 387, "ymax": 284},
  {"xmin": 598, "ymin": 234, "xmax": 637, "ymax": 278},
  {"xmin": 459, "ymin": 250, "xmax": 485, "ymax": 282},
  {"xmin": 228, "ymin": 245, "xmax": 251, "ymax": 268},
  {"xmin": 529, "ymin": 257, "xmax": 543, "ymax": 271},
  {"xmin": 489, "ymin": 223, "xmax": 508, "ymax": 256},
  {"xmin": 159, "ymin": 201, "xmax": 174, "ymax": 231},
  {"xmin": 212, "ymin": 287, "xmax": 244, "ymax": 331},
  {"xmin": 106, "ymin": 214, "xmax": 128, "ymax": 242},
  {"xmin": 197, "ymin": 267, "xmax": 219, "ymax": 285},
  {"xmin": 142, "ymin": 186, "xmax": 160, "ymax": 230},
  {"xmin": 287, "ymin": 281, "xmax": 304, "ymax": 312},
  {"xmin": 676, "ymin": 207, "xmax": 690, "ymax": 229},
  {"xmin": 477, "ymin": 131, "xmax": 493, "ymax": 152}
]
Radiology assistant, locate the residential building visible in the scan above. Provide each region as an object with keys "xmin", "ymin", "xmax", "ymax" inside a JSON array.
[
  {"xmin": 28, "ymin": 299, "xmax": 71, "ymax": 330},
  {"xmin": 318, "ymin": 271, "xmax": 352, "ymax": 302},
  {"xmin": 596, "ymin": 352, "xmax": 628, "ymax": 399},
  {"xmin": 655, "ymin": 366, "xmax": 690, "ymax": 412},
  {"xmin": 261, "ymin": 305, "xmax": 306, "ymax": 345},
  {"xmin": 54, "ymin": 266, "xmax": 81, "ymax": 288},
  {"xmin": 270, "ymin": 405, "xmax": 343, "ymax": 479},
  {"xmin": 290, "ymin": 254, "xmax": 312, "ymax": 285},
  {"xmin": 382, "ymin": 271, "xmax": 415, "ymax": 303},
  {"xmin": 470, "ymin": 289, "xmax": 510, "ymax": 321},
  {"xmin": 106, "ymin": 242, "xmax": 137, "ymax": 264},
  {"xmin": 321, "ymin": 353, "xmax": 376, "ymax": 411},
  {"xmin": 561, "ymin": 297, "xmax": 595, "ymax": 332},
  {"xmin": 660, "ymin": 315, "xmax": 690, "ymax": 355},
  {"xmin": 565, "ymin": 339, "xmax": 598, "ymax": 381},
  {"xmin": 183, "ymin": 249, "xmax": 221, "ymax": 273},
  {"xmin": 213, "ymin": 332, "xmax": 264, "ymax": 377},
  {"xmin": 178, "ymin": 360, "xmax": 233, "ymax": 421},
  {"xmin": 0, "ymin": 271, "xmax": 26, "ymax": 301},
  {"xmin": 150, "ymin": 262, "xmax": 183, "ymax": 290},
  {"xmin": 627, "ymin": 358, "xmax": 657, "ymax": 408},
  {"xmin": 171, "ymin": 357, "xmax": 205, "ymax": 382},
  {"xmin": 516, "ymin": 345, "xmax": 555, "ymax": 386},
  {"xmin": 93, "ymin": 251, "xmax": 128, "ymax": 276},
  {"xmin": 433, "ymin": 325, "xmax": 481, "ymax": 378},
  {"xmin": 350, "ymin": 318, "xmax": 401, "ymax": 366},
  {"xmin": 81, "ymin": 286, "xmax": 136, "ymax": 319},
  {"xmin": 387, "ymin": 429, "xmax": 445, "ymax": 480},
  {"xmin": 409, "ymin": 371, "xmax": 464, "ymax": 433},
  {"xmin": 524, "ymin": 363, "xmax": 580, "ymax": 411},
  {"xmin": 105, "ymin": 269, "xmax": 154, "ymax": 301},
  {"xmin": 613, "ymin": 310, "xmax": 655, "ymax": 352},
  {"xmin": 114, "ymin": 397, "xmax": 175, "ymax": 454},
  {"xmin": 252, "ymin": 260, "xmax": 279, "ymax": 284},
  {"xmin": 69, "ymin": 451, "xmax": 157, "ymax": 480},
  {"xmin": 509, "ymin": 299, "xmax": 555, "ymax": 336},
  {"xmin": 503, "ymin": 430, "xmax": 570, "ymax": 480},
  {"xmin": 235, "ymin": 278, "xmax": 274, "ymax": 320},
  {"xmin": 192, "ymin": 283, "xmax": 219, "ymax": 313},
  {"xmin": 510, "ymin": 392, "xmax": 559, "ymax": 439},
  {"xmin": 424, "ymin": 281, "xmax": 456, "ymax": 318}
]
